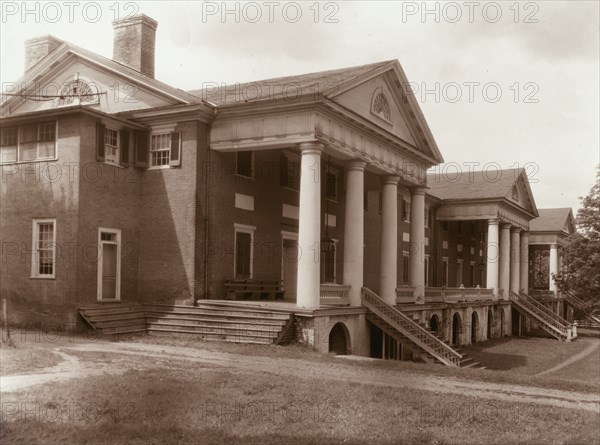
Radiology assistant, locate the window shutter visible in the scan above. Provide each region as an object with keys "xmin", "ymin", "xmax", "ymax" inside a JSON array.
[
  {"xmin": 169, "ymin": 132, "xmax": 181, "ymax": 167},
  {"xmin": 134, "ymin": 131, "xmax": 149, "ymax": 168},
  {"xmin": 96, "ymin": 122, "xmax": 105, "ymax": 162},
  {"xmin": 120, "ymin": 130, "xmax": 130, "ymax": 167}
]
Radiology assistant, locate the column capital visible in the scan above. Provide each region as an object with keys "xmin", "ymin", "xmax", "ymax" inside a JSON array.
[
  {"xmin": 521, "ymin": 230, "xmax": 529, "ymax": 237},
  {"xmin": 298, "ymin": 141, "xmax": 324, "ymax": 155},
  {"xmin": 380, "ymin": 174, "xmax": 400, "ymax": 186},
  {"xmin": 500, "ymin": 222, "xmax": 512, "ymax": 230},
  {"xmin": 410, "ymin": 186, "xmax": 427, "ymax": 196},
  {"xmin": 511, "ymin": 227, "xmax": 521, "ymax": 234},
  {"xmin": 487, "ymin": 218, "xmax": 500, "ymax": 226},
  {"xmin": 345, "ymin": 159, "xmax": 367, "ymax": 172}
]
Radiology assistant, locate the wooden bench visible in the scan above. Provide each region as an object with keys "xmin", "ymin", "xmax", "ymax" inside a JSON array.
[{"xmin": 224, "ymin": 280, "xmax": 285, "ymax": 301}]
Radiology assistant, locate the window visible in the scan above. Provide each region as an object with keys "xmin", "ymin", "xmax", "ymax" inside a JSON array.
[
  {"xmin": 442, "ymin": 257, "xmax": 449, "ymax": 286},
  {"xmin": 150, "ymin": 134, "xmax": 171, "ymax": 167},
  {"xmin": 424, "ymin": 256, "xmax": 430, "ymax": 287},
  {"xmin": 234, "ymin": 225, "xmax": 254, "ymax": 279},
  {"xmin": 236, "ymin": 151, "xmax": 254, "ymax": 178},
  {"xmin": 458, "ymin": 222, "xmax": 463, "ymax": 236},
  {"xmin": 147, "ymin": 132, "xmax": 180, "ymax": 168},
  {"xmin": 58, "ymin": 79, "xmax": 99, "ymax": 106},
  {"xmin": 402, "ymin": 199, "xmax": 410, "ymax": 222},
  {"xmin": 424, "ymin": 208, "xmax": 430, "ymax": 228},
  {"xmin": 1, "ymin": 122, "xmax": 56, "ymax": 163},
  {"xmin": 442, "ymin": 221, "xmax": 449, "ymax": 232},
  {"xmin": 470, "ymin": 222, "xmax": 476, "ymax": 239},
  {"xmin": 371, "ymin": 88, "xmax": 392, "ymax": 122},
  {"xmin": 104, "ymin": 128, "xmax": 119, "ymax": 165},
  {"xmin": 456, "ymin": 259, "xmax": 463, "ymax": 287},
  {"xmin": 402, "ymin": 252, "xmax": 410, "ymax": 285},
  {"xmin": 470, "ymin": 262, "xmax": 476, "ymax": 287},
  {"xmin": 32, "ymin": 219, "xmax": 56, "ymax": 278},
  {"xmin": 326, "ymin": 169, "xmax": 338, "ymax": 201},
  {"xmin": 321, "ymin": 241, "xmax": 337, "ymax": 283},
  {"xmin": 280, "ymin": 153, "xmax": 299, "ymax": 189}
]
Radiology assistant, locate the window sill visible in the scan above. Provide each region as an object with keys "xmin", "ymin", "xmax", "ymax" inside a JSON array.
[
  {"xmin": 103, "ymin": 161, "xmax": 127, "ymax": 169},
  {"xmin": 235, "ymin": 174, "xmax": 256, "ymax": 181},
  {"xmin": 30, "ymin": 276, "xmax": 55, "ymax": 280},
  {"xmin": 96, "ymin": 299, "xmax": 121, "ymax": 303},
  {"xmin": 1, "ymin": 157, "xmax": 58, "ymax": 166},
  {"xmin": 147, "ymin": 165, "xmax": 171, "ymax": 170}
]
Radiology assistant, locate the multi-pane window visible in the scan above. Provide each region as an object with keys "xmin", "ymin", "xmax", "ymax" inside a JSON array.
[
  {"xmin": 442, "ymin": 257, "xmax": 449, "ymax": 286},
  {"xmin": 150, "ymin": 133, "xmax": 171, "ymax": 167},
  {"xmin": 326, "ymin": 170, "xmax": 338, "ymax": 201},
  {"xmin": 402, "ymin": 199, "xmax": 410, "ymax": 222},
  {"xmin": 280, "ymin": 153, "xmax": 299, "ymax": 189},
  {"xmin": 32, "ymin": 219, "xmax": 56, "ymax": 278},
  {"xmin": 234, "ymin": 226, "xmax": 254, "ymax": 279},
  {"xmin": 104, "ymin": 128, "xmax": 119, "ymax": 165},
  {"xmin": 402, "ymin": 252, "xmax": 410, "ymax": 285},
  {"xmin": 321, "ymin": 242, "xmax": 337, "ymax": 283},
  {"xmin": 1, "ymin": 122, "xmax": 56, "ymax": 163},
  {"xmin": 236, "ymin": 151, "xmax": 254, "ymax": 178}
]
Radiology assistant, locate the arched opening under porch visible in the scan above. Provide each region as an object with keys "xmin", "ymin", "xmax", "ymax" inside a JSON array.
[
  {"xmin": 487, "ymin": 308, "xmax": 494, "ymax": 339},
  {"xmin": 471, "ymin": 311, "xmax": 479, "ymax": 343},
  {"xmin": 329, "ymin": 322, "xmax": 351, "ymax": 355},
  {"xmin": 430, "ymin": 314, "xmax": 441, "ymax": 334},
  {"xmin": 452, "ymin": 312, "xmax": 462, "ymax": 346}
]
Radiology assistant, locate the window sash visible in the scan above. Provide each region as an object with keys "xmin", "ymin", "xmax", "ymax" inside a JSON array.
[
  {"xmin": 150, "ymin": 133, "xmax": 171, "ymax": 166},
  {"xmin": 1, "ymin": 122, "xmax": 56, "ymax": 163},
  {"xmin": 32, "ymin": 220, "xmax": 56, "ymax": 278}
]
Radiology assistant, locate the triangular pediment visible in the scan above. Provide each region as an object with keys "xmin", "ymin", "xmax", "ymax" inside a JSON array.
[
  {"xmin": 2, "ymin": 41, "xmax": 201, "ymax": 118},
  {"xmin": 327, "ymin": 62, "xmax": 442, "ymax": 164},
  {"xmin": 505, "ymin": 169, "xmax": 538, "ymax": 217}
]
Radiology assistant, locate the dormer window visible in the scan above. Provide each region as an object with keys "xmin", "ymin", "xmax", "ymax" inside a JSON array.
[{"xmin": 371, "ymin": 87, "xmax": 392, "ymax": 123}]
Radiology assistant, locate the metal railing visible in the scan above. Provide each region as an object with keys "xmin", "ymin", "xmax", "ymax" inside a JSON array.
[
  {"xmin": 320, "ymin": 284, "xmax": 351, "ymax": 306},
  {"xmin": 362, "ymin": 287, "xmax": 462, "ymax": 367}
]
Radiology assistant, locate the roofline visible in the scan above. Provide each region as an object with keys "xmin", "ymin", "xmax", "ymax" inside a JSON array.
[{"xmin": 0, "ymin": 104, "xmax": 148, "ymax": 130}]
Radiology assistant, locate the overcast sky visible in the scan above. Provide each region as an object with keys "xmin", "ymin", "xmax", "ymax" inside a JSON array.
[{"xmin": 1, "ymin": 1, "xmax": 598, "ymax": 213}]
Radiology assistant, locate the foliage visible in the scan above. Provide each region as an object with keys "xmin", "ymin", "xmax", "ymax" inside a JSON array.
[{"xmin": 554, "ymin": 168, "xmax": 600, "ymax": 312}]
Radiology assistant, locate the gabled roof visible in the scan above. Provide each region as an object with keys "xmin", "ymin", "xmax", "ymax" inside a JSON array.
[
  {"xmin": 427, "ymin": 167, "xmax": 539, "ymax": 217},
  {"xmin": 530, "ymin": 208, "xmax": 574, "ymax": 233},
  {"xmin": 2, "ymin": 37, "xmax": 204, "ymax": 113},
  {"xmin": 186, "ymin": 61, "xmax": 392, "ymax": 105},
  {"xmin": 427, "ymin": 168, "xmax": 522, "ymax": 200}
]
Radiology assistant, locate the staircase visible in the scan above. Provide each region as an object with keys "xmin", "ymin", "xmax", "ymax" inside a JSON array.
[
  {"xmin": 509, "ymin": 292, "xmax": 576, "ymax": 341},
  {"xmin": 563, "ymin": 292, "xmax": 587, "ymax": 312},
  {"xmin": 79, "ymin": 303, "xmax": 147, "ymax": 335},
  {"xmin": 79, "ymin": 302, "xmax": 294, "ymax": 345},
  {"xmin": 362, "ymin": 288, "xmax": 481, "ymax": 368}
]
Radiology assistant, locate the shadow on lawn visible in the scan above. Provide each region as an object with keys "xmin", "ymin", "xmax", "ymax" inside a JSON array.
[{"xmin": 463, "ymin": 338, "xmax": 528, "ymax": 370}]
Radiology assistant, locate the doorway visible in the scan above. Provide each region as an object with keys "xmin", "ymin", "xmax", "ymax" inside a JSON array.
[
  {"xmin": 452, "ymin": 312, "xmax": 462, "ymax": 346},
  {"xmin": 97, "ymin": 228, "xmax": 121, "ymax": 301}
]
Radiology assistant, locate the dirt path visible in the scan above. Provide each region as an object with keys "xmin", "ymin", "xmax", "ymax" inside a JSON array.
[
  {"xmin": 536, "ymin": 339, "xmax": 600, "ymax": 376},
  {"xmin": 4, "ymin": 340, "xmax": 595, "ymax": 413}
]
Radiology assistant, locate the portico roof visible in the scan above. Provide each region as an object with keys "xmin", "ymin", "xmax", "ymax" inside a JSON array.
[{"xmin": 530, "ymin": 208, "xmax": 575, "ymax": 234}]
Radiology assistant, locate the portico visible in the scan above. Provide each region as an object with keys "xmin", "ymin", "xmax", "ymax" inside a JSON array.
[{"xmin": 208, "ymin": 60, "xmax": 443, "ymax": 310}]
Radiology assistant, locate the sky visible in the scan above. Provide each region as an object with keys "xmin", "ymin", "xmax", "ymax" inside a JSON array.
[{"xmin": 1, "ymin": 0, "xmax": 598, "ymax": 213}]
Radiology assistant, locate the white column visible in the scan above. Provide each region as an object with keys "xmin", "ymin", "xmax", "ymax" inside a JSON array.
[
  {"xmin": 520, "ymin": 231, "xmax": 529, "ymax": 293},
  {"xmin": 486, "ymin": 219, "xmax": 500, "ymax": 296},
  {"xmin": 499, "ymin": 223, "xmax": 511, "ymax": 300},
  {"xmin": 380, "ymin": 175, "xmax": 399, "ymax": 305},
  {"xmin": 343, "ymin": 160, "xmax": 366, "ymax": 306},
  {"xmin": 409, "ymin": 187, "xmax": 426, "ymax": 303},
  {"xmin": 296, "ymin": 142, "xmax": 323, "ymax": 309},
  {"xmin": 549, "ymin": 243, "xmax": 558, "ymax": 296},
  {"xmin": 510, "ymin": 228, "xmax": 521, "ymax": 294}
]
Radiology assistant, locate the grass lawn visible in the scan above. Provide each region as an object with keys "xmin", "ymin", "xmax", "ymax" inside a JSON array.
[{"xmin": 1, "ymin": 333, "xmax": 599, "ymax": 445}]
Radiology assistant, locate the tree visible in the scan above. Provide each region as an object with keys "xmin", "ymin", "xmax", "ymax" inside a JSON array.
[{"xmin": 554, "ymin": 168, "xmax": 600, "ymax": 313}]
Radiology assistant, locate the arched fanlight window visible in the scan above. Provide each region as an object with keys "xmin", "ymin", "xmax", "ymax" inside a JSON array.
[
  {"xmin": 57, "ymin": 79, "xmax": 99, "ymax": 106},
  {"xmin": 371, "ymin": 87, "xmax": 391, "ymax": 122}
]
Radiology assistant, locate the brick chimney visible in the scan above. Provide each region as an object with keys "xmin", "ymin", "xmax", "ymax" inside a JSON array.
[
  {"xmin": 112, "ymin": 14, "xmax": 158, "ymax": 78},
  {"xmin": 25, "ymin": 35, "xmax": 63, "ymax": 72}
]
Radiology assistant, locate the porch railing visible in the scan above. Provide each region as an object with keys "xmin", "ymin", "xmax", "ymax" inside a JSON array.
[
  {"xmin": 395, "ymin": 287, "xmax": 415, "ymax": 304},
  {"xmin": 423, "ymin": 287, "xmax": 496, "ymax": 303},
  {"xmin": 320, "ymin": 284, "xmax": 351, "ymax": 306}
]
